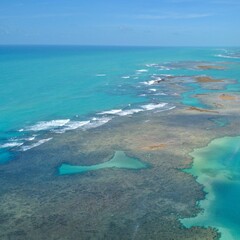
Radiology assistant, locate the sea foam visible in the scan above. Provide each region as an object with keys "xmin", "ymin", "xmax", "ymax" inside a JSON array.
[
  {"xmin": 149, "ymin": 88, "xmax": 157, "ymax": 92},
  {"xmin": 142, "ymin": 78, "xmax": 163, "ymax": 86},
  {"xmin": 141, "ymin": 103, "xmax": 168, "ymax": 110},
  {"xmin": 0, "ymin": 142, "xmax": 24, "ymax": 148},
  {"xmin": 136, "ymin": 69, "xmax": 148, "ymax": 73},
  {"xmin": 142, "ymin": 80, "xmax": 157, "ymax": 86},
  {"xmin": 54, "ymin": 121, "xmax": 90, "ymax": 133},
  {"xmin": 117, "ymin": 109, "xmax": 144, "ymax": 116},
  {"xmin": 24, "ymin": 119, "xmax": 70, "ymax": 131},
  {"xmin": 215, "ymin": 54, "xmax": 240, "ymax": 59},
  {"xmin": 20, "ymin": 138, "xmax": 52, "ymax": 151},
  {"xmin": 98, "ymin": 109, "xmax": 122, "ymax": 115},
  {"xmin": 84, "ymin": 117, "xmax": 113, "ymax": 129},
  {"xmin": 98, "ymin": 102, "xmax": 172, "ymax": 118}
]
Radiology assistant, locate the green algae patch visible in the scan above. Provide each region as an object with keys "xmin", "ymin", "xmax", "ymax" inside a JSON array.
[
  {"xmin": 181, "ymin": 136, "xmax": 240, "ymax": 240},
  {"xmin": 59, "ymin": 151, "xmax": 148, "ymax": 175}
]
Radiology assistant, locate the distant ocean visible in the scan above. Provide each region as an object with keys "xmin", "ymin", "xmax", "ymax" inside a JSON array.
[{"xmin": 0, "ymin": 46, "xmax": 239, "ymax": 164}]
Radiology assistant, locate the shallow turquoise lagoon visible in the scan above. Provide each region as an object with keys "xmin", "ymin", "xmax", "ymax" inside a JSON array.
[
  {"xmin": 181, "ymin": 136, "xmax": 240, "ymax": 240},
  {"xmin": 59, "ymin": 151, "xmax": 148, "ymax": 175}
]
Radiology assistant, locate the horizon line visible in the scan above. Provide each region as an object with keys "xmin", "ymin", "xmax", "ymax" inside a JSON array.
[{"xmin": 0, "ymin": 44, "xmax": 239, "ymax": 48}]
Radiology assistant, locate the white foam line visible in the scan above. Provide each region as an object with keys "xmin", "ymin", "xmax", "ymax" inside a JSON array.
[
  {"xmin": 136, "ymin": 69, "xmax": 148, "ymax": 73},
  {"xmin": 116, "ymin": 109, "xmax": 144, "ymax": 116},
  {"xmin": 24, "ymin": 119, "xmax": 70, "ymax": 131},
  {"xmin": 142, "ymin": 80, "xmax": 158, "ymax": 86},
  {"xmin": 26, "ymin": 136, "xmax": 36, "ymax": 141},
  {"xmin": 215, "ymin": 54, "xmax": 240, "ymax": 59},
  {"xmin": 149, "ymin": 88, "xmax": 157, "ymax": 92},
  {"xmin": 142, "ymin": 78, "xmax": 164, "ymax": 86},
  {"xmin": 146, "ymin": 63, "xmax": 158, "ymax": 67},
  {"xmin": 0, "ymin": 142, "xmax": 23, "ymax": 148},
  {"xmin": 18, "ymin": 135, "xmax": 37, "ymax": 141},
  {"xmin": 54, "ymin": 121, "xmax": 90, "ymax": 133},
  {"xmin": 96, "ymin": 74, "xmax": 106, "ymax": 77},
  {"xmin": 84, "ymin": 117, "xmax": 113, "ymax": 129},
  {"xmin": 141, "ymin": 103, "xmax": 168, "ymax": 111},
  {"xmin": 20, "ymin": 138, "xmax": 52, "ymax": 151},
  {"xmin": 97, "ymin": 102, "xmax": 172, "ymax": 118},
  {"xmin": 98, "ymin": 109, "xmax": 122, "ymax": 115}
]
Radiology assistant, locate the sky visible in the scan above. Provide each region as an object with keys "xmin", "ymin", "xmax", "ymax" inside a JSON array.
[{"xmin": 0, "ymin": 0, "xmax": 239, "ymax": 46}]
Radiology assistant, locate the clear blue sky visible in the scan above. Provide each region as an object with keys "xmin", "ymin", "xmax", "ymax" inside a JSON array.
[{"xmin": 0, "ymin": 0, "xmax": 239, "ymax": 46}]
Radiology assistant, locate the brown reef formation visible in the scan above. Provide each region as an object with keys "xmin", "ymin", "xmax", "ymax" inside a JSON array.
[
  {"xmin": 141, "ymin": 143, "xmax": 168, "ymax": 150},
  {"xmin": 0, "ymin": 93, "xmax": 239, "ymax": 240},
  {"xmin": 187, "ymin": 107, "xmax": 219, "ymax": 113},
  {"xmin": 219, "ymin": 94, "xmax": 237, "ymax": 100},
  {"xmin": 196, "ymin": 65, "xmax": 225, "ymax": 70},
  {"xmin": 195, "ymin": 76, "xmax": 223, "ymax": 83}
]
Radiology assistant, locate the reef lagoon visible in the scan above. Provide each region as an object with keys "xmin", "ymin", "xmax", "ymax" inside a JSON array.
[
  {"xmin": 0, "ymin": 46, "xmax": 240, "ymax": 239},
  {"xmin": 182, "ymin": 136, "xmax": 240, "ymax": 240},
  {"xmin": 59, "ymin": 151, "xmax": 148, "ymax": 175}
]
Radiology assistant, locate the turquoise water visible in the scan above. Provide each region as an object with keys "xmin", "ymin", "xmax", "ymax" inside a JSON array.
[
  {"xmin": 59, "ymin": 151, "xmax": 148, "ymax": 175},
  {"xmin": 181, "ymin": 136, "xmax": 240, "ymax": 240},
  {"xmin": 1, "ymin": 46, "xmax": 240, "ymax": 238},
  {"xmin": 1, "ymin": 46, "xmax": 240, "ymax": 163}
]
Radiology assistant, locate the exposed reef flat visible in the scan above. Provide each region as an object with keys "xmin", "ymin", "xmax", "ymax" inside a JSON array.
[
  {"xmin": 146, "ymin": 74, "xmax": 233, "ymax": 93},
  {"xmin": 141, "ymin": 143, "xmax": 168, "ymax": 151},
  {"xmin": 219, "ymin": 94, "xmax": 238, "ymax": 101},
  {"xmin": 153, "ymin": 61, "xmax": 227, "ymax": 71},
  {"xmin": 0, "ymin": 92, "xmax": 240, "ymax": 240},
  {"xmin": 195, "ymin": 76, "xmax": 224, "ymax": 83},
  {"xmin": 187, "ymin": 107, "xmax": 219, "ymax": 114},
  {"xmin": 196, "ymin": 65, "xmax": 226, "ymax": 70},
  {"xmin": 197, "ymin": 92, "xmax": 240, "ymax": 114}
]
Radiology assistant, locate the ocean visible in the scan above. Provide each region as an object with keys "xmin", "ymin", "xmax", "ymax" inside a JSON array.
[
  {"xmin": 1, "ymin": 46, "xmax": 240, "ymax": 239},
  {"xmin": 1, "ymin": 46, "xmax": 239, "ymax": 162}
]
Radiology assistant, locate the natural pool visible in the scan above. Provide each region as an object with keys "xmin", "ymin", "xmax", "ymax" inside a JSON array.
[
  {"xmin": 59, "ymin": 151, "xmax": 148, "ymax": 175},
  {"xmin": 181, "ymin": 136, "xmax": 240, "ymax": 240}
]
